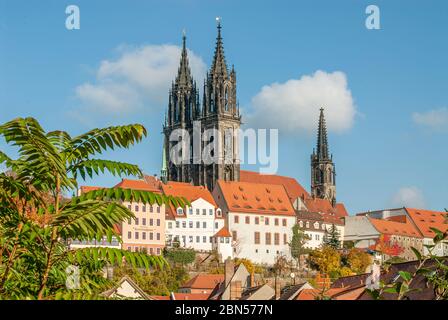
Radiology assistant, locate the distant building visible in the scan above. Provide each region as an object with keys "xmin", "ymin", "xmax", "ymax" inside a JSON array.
[
  {"xmin": 178, "ymin": 274, "xmax": 224, "ymax": 295},
  {"xmin": 213, "ymin": 180, "xmax": 296, "ymax": 265},
  {"xmin": 101, "ymin": 276, "xmax": 150, "ymax": 300},
  {"xmin": 116, "ymin": 178, "xmax": 166, "ymax": 255},
  {"xmin": 161, "ymin": 182, "xmax": 231, "ymax": 260}
]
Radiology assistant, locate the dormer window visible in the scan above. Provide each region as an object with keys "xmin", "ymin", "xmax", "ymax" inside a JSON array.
[
  {"xmin": 216, "ymin": 209, "xmax": 222, "ymax": 217},
  {"xmin": 177, "ymin": 207, "xmax": 184, "ymax": 216},
  {"xmin": 314, "ymin": 222, "xmax": 319, "ymax": 229}
]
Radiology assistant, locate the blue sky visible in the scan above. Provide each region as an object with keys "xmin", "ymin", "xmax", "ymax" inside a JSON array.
[{"xmin": 1, "ymin": 0, "xmax": 447, "ymax": 214}]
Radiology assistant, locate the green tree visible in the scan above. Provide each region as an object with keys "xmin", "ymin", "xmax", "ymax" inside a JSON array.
[
  {"xmin": 289, "ymin": 224, "xmax": 310, "ymax": 270},
  {"xmin": 164, "ymin": 248, "xmax": 196, "ymax": 267},
  {"xmin": 323, "ymin": 224, "xmax": 341, "ymax": 249},
  {"xmin": 0, "ymin": 117, "xmax": 187, "ymax": 299}
]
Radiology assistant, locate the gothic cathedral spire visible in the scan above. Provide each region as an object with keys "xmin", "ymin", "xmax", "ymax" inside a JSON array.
[{"xmin": 311, "ymin": 108, "xmax": 336, "ymax": 206}]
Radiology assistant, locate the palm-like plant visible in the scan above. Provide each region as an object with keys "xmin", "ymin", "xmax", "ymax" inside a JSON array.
[{"xmin": 0, "ymin": 117, "xmax": 186, "ymax": 299}]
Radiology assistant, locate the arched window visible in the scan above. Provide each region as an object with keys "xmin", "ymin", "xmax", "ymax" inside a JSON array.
[
  {"xmin": 176, "ymin": 207, "xmax": 184, "ymax": 216},
  {"xmin": 216, "ymin": 209, "xmax": 222, "ymax": 217},
  {"xmin": 224, "ymin": 87, "xmax": 229, "ymax": 111}
]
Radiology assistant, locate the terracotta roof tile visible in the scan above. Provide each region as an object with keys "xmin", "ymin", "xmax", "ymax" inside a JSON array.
[
  {"xmin": 405, "ymin": 208, "xmax": 448, "ymax": 238},
  {"xmin": 368, "ymin": 217, "xmax": 422, "ymax": 238},
  {"xmin": 217, "ymin": 180, "xmax": 295, "ymax": 216},
  {"xmin": 180, "ymin": 274, "xmax": 224, "ymax": 290},
  {"xmin": 79, "ymin": 186, "xmax": 103, "ymax": 194},
  {"xmin": 213, "ymin": 226, "xmax": 232, "ymax": 238},
  {"xmin": 150, "ymin": 293, "xmax": 210, "ymax": 300},
  {"xmin": 113, "ymin": 179, "xmax": 161, "ymax": 193},
  {"xmin": 240, "ymin": 170, "xmax": 309, "ymax": 202}
]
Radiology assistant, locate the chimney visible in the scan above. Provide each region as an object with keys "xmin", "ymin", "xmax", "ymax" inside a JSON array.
[
  {"xmin": 230, "ymin": 281, "xmax": 242, "ymax": 300},
  {"xmin": 224, "ymin": 258, "xmax": 234, "ymax": 288},
  {"xmin": 275, "ymin": 279, "xmax": 281, "ymax": 300}
]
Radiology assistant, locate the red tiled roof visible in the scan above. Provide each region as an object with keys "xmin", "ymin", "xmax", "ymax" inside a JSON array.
[
  {"xmin": 79, "ymin": 186, "xmax": 103, "ymax": 194},
  {"xmin": 162, "ymin": 183, "xmax": 217, "ymax": 207},
  {"xmin": 368, "ymin": 217, "xmax": 422, "ymax": 238},
  {"xmin": 213, "ymin": 226, "xmax": 232, "ymax": 238},
  {"xmin": 240, "ymin": 170, "xmax": 309, "ymax": 202},
  {"xmin": 113, "ymin": 179, "xmax": 161, "ymax": 193},
  {"xmin": 143, "ymin": 175, "xmax": 163, "ymax": 190},
  {"xmin": 216, "ymin": 180, "xmax": 296, "ymax": 216},
  {"xmin": 180, "ymin": 274, "xmax": 224, "ymax": 290},
  {"xmin": 304, "ymin": 198, "xmax": 347, "ymax": 225},
  {"xmin": 295, "ymin": 288, "xmax": 347, "ymax": 300},
  {"xmin": 405, "ymin": 208, "xmax": 448, "ymax": 238},
  {"xmin": 150, "ymin": 293, "xmax": 210, "ymax": 300}
]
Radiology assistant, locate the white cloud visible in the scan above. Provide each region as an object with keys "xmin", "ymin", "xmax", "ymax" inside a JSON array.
[
  {"xmin": 412, "ymin": 107, "xmax": 448, "ymax": 132},
  {"xmin": 246, "ymin": 70, "xmax": 356, "ymax": 134},
  {"xmin": 74, "ymin": 44, "xmax": 207, "ymax": 115},
  {"xmin": 391, "ymin": 186, "xmax": 426, "ymax": 208}
]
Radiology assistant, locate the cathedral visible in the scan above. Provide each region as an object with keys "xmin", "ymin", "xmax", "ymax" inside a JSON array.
[{"xmin": 161, "ymin": 21, "xmax": 337, "ymax": 207}]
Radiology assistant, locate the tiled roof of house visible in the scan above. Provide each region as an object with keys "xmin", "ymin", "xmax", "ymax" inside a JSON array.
[
  {"xmin": 162, "ymin": 183, "xmax": 217, "ymax": 207},
  {"xmin": 143, "ymin": 175, "xmax": 163, "ymax": 190},
  {"xmin": 114, "ymin": 179, "xmax": 161, "ymax": 193},
  {"xmin": 368, "ymin": 217, "xmax": 422, "ymax": 238},
  {"xmin": 295, "ymin": 287, "xmax": 347, "ymax": 300},
  {"xmin": 240, "ymin": 170, "xmax": 309, "ymax": 201},
  {"xmin": 150, "ymin": 293, "xmax": 210, "ymax": 300},
  {"xmin": 405, "ymin": 208, "xmax": 448, "ymax": 238},
  {"xmin": 79, "ymin": 186, "xmax": 103, "ymax": 194},
  {"xmin": 213, "ymin": 226, "xmax": 232, "ymax": 238},
  {"xmin": 180, "ymin": 274, "xmax": 224, "ymax": 290},
  {"xmin": 216, "ymin": 180, "xmax": 295, "ymax": 216}
]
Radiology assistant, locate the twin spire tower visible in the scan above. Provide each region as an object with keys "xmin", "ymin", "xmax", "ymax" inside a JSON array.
[
  {"xmin": 162, "ymin": 20, "xmax": 337, "ymax": 206},
  {"xmin": 162, "ymin": 19, "xmax": 241, "ymax": 192}
]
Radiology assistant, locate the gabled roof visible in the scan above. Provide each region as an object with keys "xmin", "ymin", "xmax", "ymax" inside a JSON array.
[
  {"xmin": 213, "ymin": 226, "xmax": 232, "ymax": 238},
  {"xmin": 180, "ymin": 274, "xmax": 224, "ymax": 290},
  {"xmin": 368, "ymin": 217, "xmax": 422, "ymax": 238},
  {"xmin": 295, "ymin": 287, "xmax": 348, "ymax": 300},
  {"xmin": 405, "ymin": 208, "xmax": 448, "ymax": 238},
  {"xmin": 240, "ymin": 170, "xmax": 309, "ymax": 202},
  {"xmin": 216, "ymin": 180, "xmax": 295, "ymax": 216},
  {"xmin": 114, "ymin": 179, "xmax": 161, "ymax": 193},
  {"xmin": 162, "ymin": 183, "xmax": 217, "ymax": 207},
  {"xmin": 101, "ymin": 276, "xmax": 150, "ymax": 300},
  {"xmin": 150, "ymin": 293, "xmax": 210, "ymax": 300}
]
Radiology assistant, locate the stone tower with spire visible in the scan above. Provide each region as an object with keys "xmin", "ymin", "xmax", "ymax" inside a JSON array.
[
  {"xmin": 200, "ymin": 19, "xmax": 241, "ymax": 191},
  {"xmin": 162, "ymin": 32, "xmax": 200, "ymax": 184},
  {"xmin": 163, "ymin": 20, "xmax": 241, "ymax": 191},
  {"xmin": 311, "ymin": 108, "xmax": 336, "ymax": 206}
]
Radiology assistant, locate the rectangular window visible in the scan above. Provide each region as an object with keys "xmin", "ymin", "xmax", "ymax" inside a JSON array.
[
  {"xmin": 234, "ymin": 215, "xmax": 239, "ymax": 224},
  {"xmin": 209, "ymin": 209, "xmax": 213, "ymax": 215},
  {"xmin": 196, "ymin": 236, "xmax": 200, "ymax": 243},
  {"xmin": 149, "ymin": 219, "xmax": 153, "ymax": 226},
  {"xmin": 232, "ymin": 230, "xmax": 237, "ymax": 240},
  {"xmin": 210, "ymin": 237, "xmax": 213, "ymax": 243},
  {"xmin": 149, "ymin": 248, "xmax": 154, "ymax": 255},
  {"xmin": 215, "ymin": 222, "xmax": 218, "ymax": 229},
  {"xmin": 255, "ymin": 217, "xmax": 259, "ymax": 225},
  {"xmin": 150, "ymin": 206, "xmax": 153, "ymax": 213},
  {"xmin": 135, "ymin": 218, "xmax": 139, "ymax": 225},
  {"xmin": 135, "ymin": 205, "xmax": 139, "ymax": 212},
  {"xmin": 135, "ymin": 232, "xmax": 139, "ymax": 240},
  {"xmin": 142, "ymin": 232, "xmax": 146, "ymax": 240},
  {"xmin": 157, "ymin": 219, "xmax": 160, "ymax": 226},
  {"xmin": 127, "ymin": 205, "xmax": 131, "ymax": 210},
  {"xmin": 127, "ymin": 218, "xmax": 132, "ymax": 225},
  {"xmin": 142, "ymin": 218, "xmax": 146, "ymax": 226},
  {"xmin": 182, "ymin": 221, "xmax": 186, "ymax": 228},
  {"xmin": 128, "ymin": 231, "xmax": 132, "ymax": 239},
  {"xmin": 127, "ymin": 246, "xmax": 131, "ymax": 251},
  {"xmin": 225, "ymin": 237, "xmax": 230, "ymax": 243},
  {"xmin": 274, "ymin": 233, "xmax": 280, "ymax": 245},
  {"xmin": 196, "ymin": 209, "xmax": 200, "ymax": 215},
  {"xmin": 282, "ymin": 219, "xmax": 287, "ymax": 227},
  {"xmin": 203, "ymin": 236, "xmax": 207, "ymax": 243},
  {"xmin": 202, "ymin": 209, "xmax": 206, "ymax": 215},
  {"xmin": 157, "ymin": 233, "xmax": 160, "ymax": 240},
  {"xmin": 254, "ymin": 232, "xmax": 260, "ymax": 244},
  {"xmin": 203, "ymin": 221, "xmax": 206, "ymax": 228},
  {"xmin": 156, "ymin": 248, "xmax": 160, "ymax": 255},
  {"xmin": 142, "ymin": 205, "xmax": 146, "ymax": 212},
  {"xmin": 275, "ymin": 218, "xmax": 279, "ymax": 226},
  {"xmin": 284, "ymin": 233, "xmax": 287, "ymax": 244},
  {"xmin": 189, "ymin": 236, "xmax": 193, "ymax": 243},
  {"xmin": 265, "ymin": 217, "xmax": 270, "ymax": 225},
  {"xmin": 189, "ymin": 208, "xmax": 193, "ymax": 215},
  {"xmin": 196, "ymin": 221, "xmax": 200, "ymax": 228},
  {"xmin": 149, "ymin": 233, "xmax": 153, "ymax": 240},
  {"xmin": 157, "ymin": 206, "xmax": 160, "ymax": 213},
  {"xmin": 189, "ymin": 221, "xmax": 193, "ymax": 228},
  {"xmin": 245, "ymin": 216, "xmax": 250, "ymax": 224},
  {"xmin": 265, "ymin": 233, "xmax": 271, "ymax": 245},
  {"xmin": 175, "ymin": 221, "xmax": 179, "ymax": 228}
]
